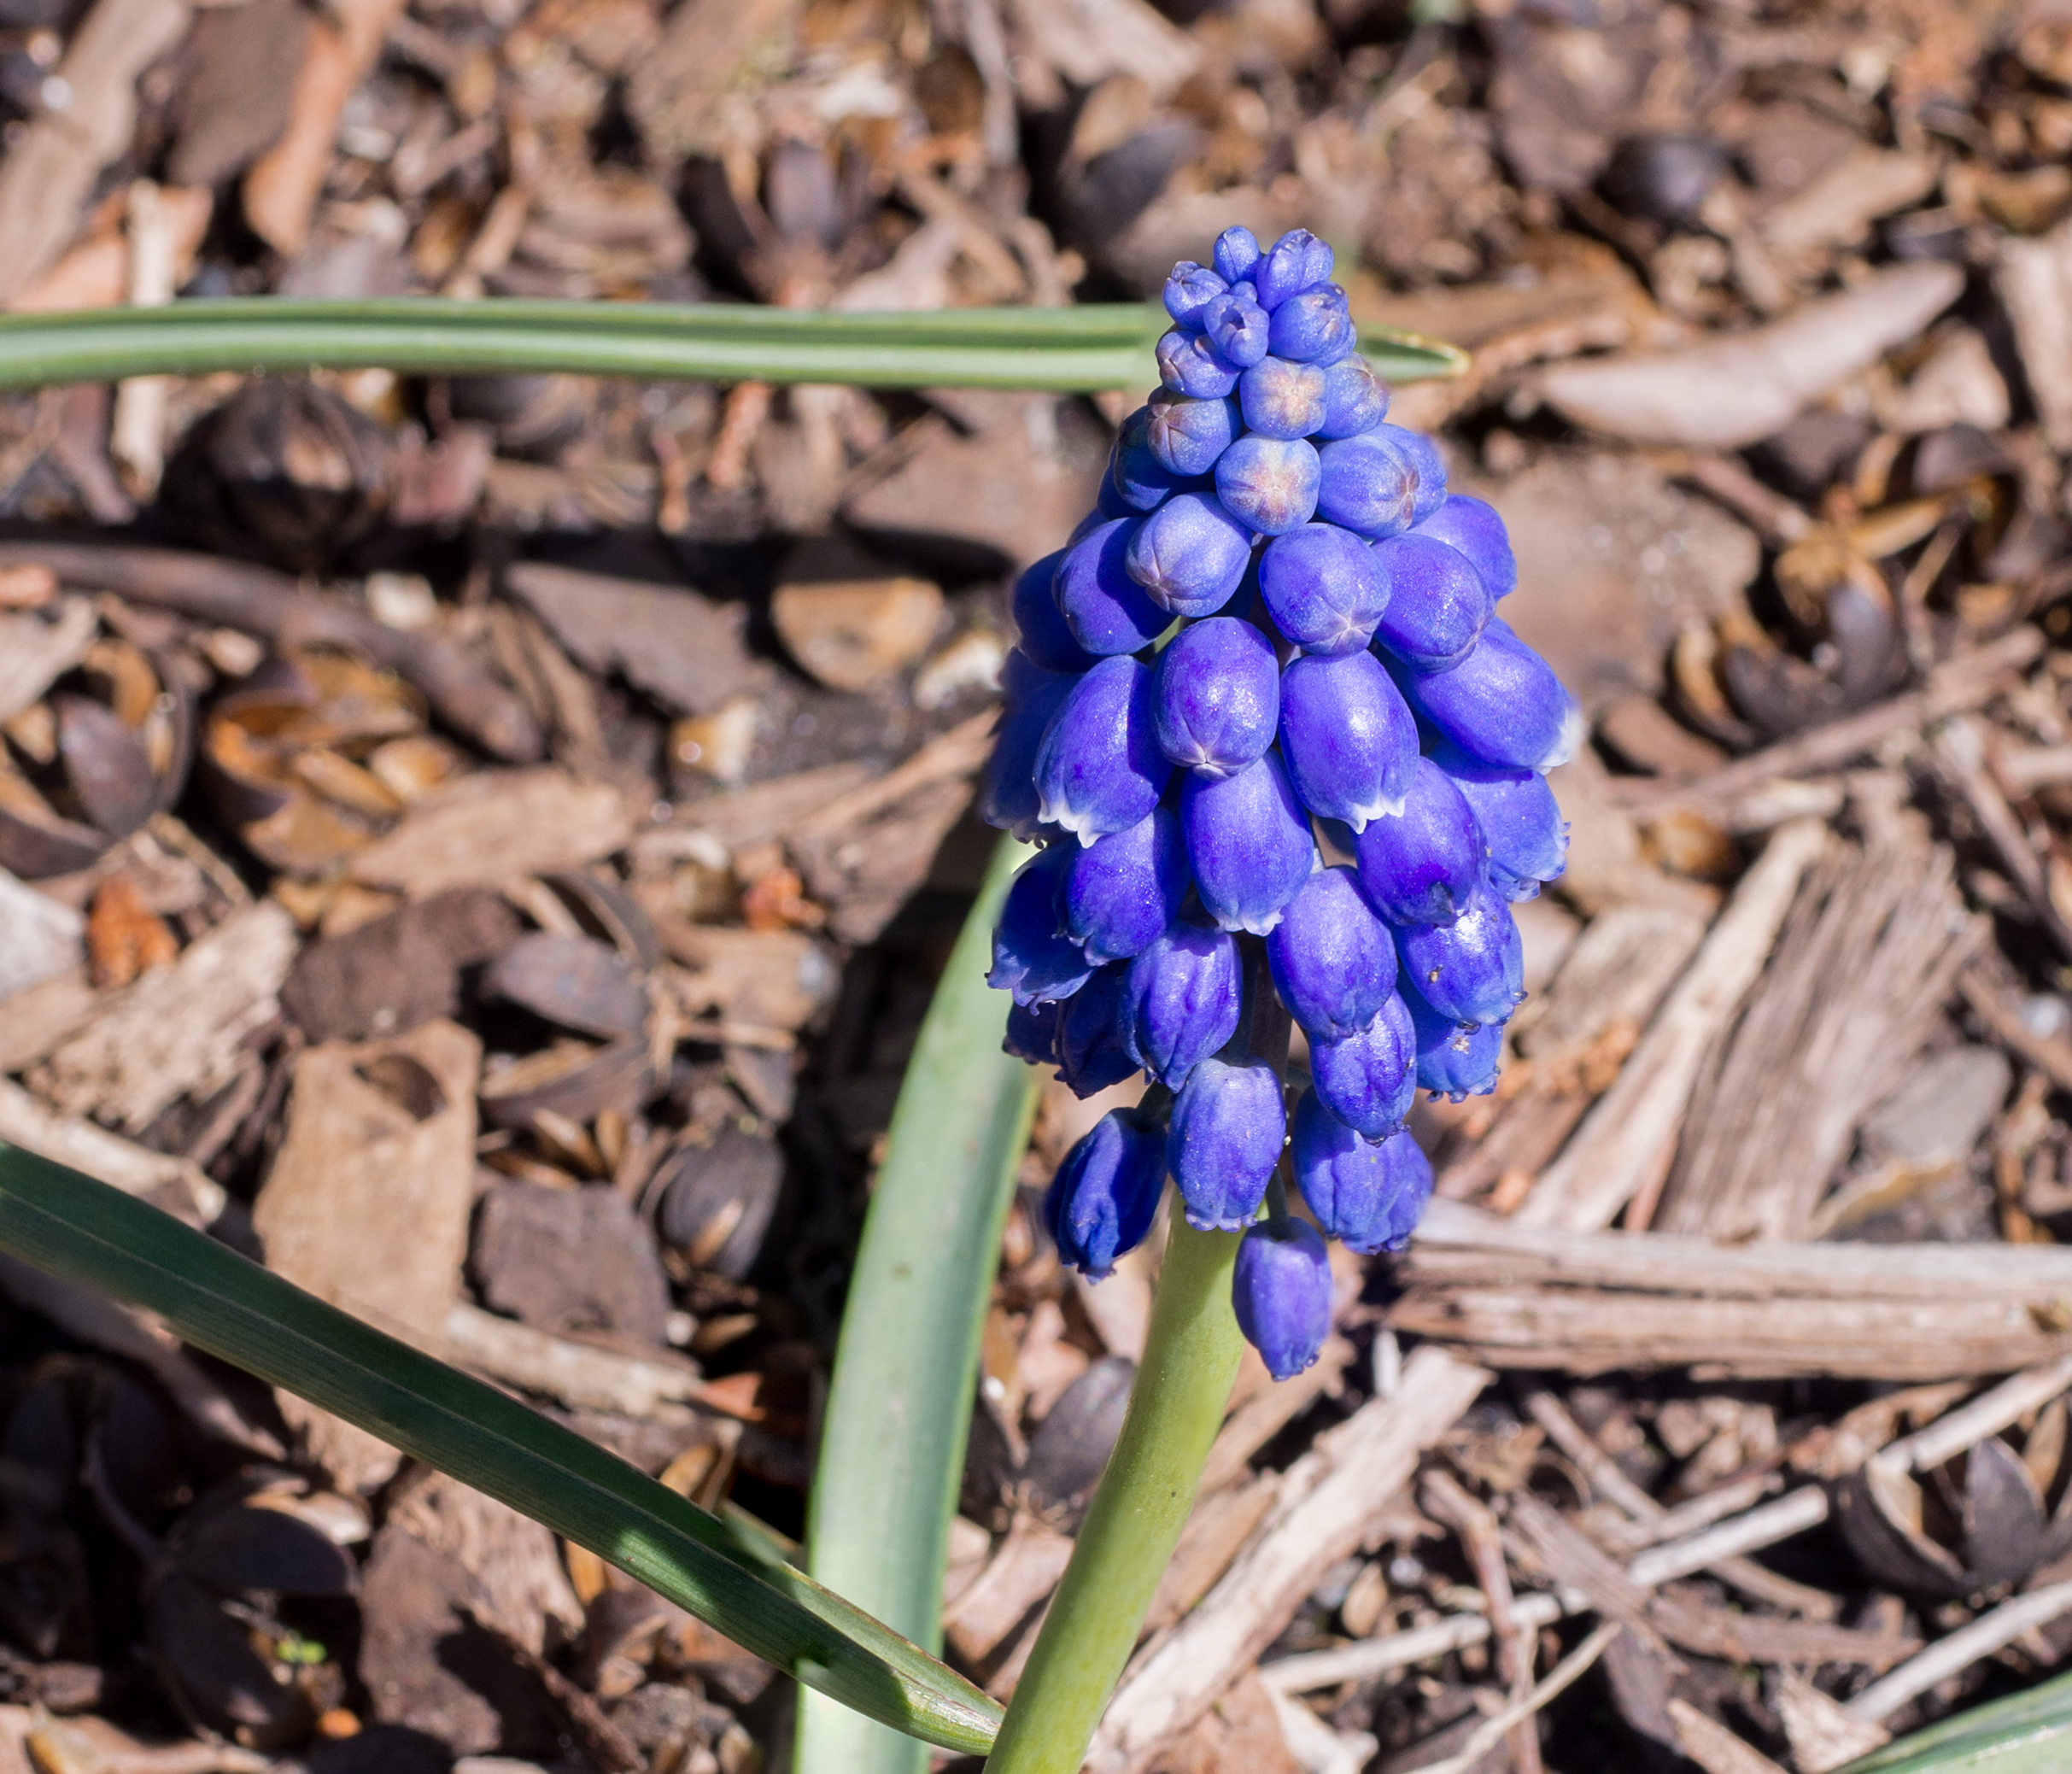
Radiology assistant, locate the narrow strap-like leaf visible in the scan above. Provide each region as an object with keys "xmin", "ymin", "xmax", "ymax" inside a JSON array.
[
  {"xmin": 0, "ymin": 1140, "xmax": 1003, "ymax": 1756},
  {"xmin": 794, "ymin": 835, "xmax": 1043, "ymax": 1774},
  {"xmin": 0, "ymin": 299, "xmax": 1466, "ymax": 392},
  {"xmin": 1835, "ymin": 1667, "xmax": 2072, "ymax": 1774}
]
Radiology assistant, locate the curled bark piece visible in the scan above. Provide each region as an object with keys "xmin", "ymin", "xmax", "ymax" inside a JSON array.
[
  {"xmin": 1538, "ymin": 264, "xmax": 1964, "ymax": 448},
  {"xmin": 0, "ymin": 541, "xmax": 542, "ymax": 761}
]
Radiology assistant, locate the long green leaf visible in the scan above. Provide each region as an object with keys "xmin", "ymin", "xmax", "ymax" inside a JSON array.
[
  {"xmin": 0, "ymin": 1140, "xmax": 1001, "ymax": 1756},
  {"xmin": 1838, "ymin": 1670, "xmax": 2072, "ymax": 1773},
  {"xmin": 794, "ymin": 834, "xmax": 1043, "ymax": 1774},
  {"xmin": 0, "ymin": 299, "xmax": 1466, "ymax": 392}
]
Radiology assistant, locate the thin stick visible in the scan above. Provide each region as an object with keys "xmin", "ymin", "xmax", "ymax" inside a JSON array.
[
  {"xmin": 1883, "ymin": 1353, "xmax": 2072, "ymax": 1474},
  {"xmin": 1425, "ymin": 1471, "xmax": 1543, "ymax": 1774},
  {"xmin": 1407, "ymin": 1621, "xmax": 1624, "ymax": 1774},
  {"xmin": 1260, "ymin": 1486, "xmax": 1832, "ymax": 1695},
  {"xmin": 1847, "ymin": 1582, "xmax": 2072, "ymax": 1723}
]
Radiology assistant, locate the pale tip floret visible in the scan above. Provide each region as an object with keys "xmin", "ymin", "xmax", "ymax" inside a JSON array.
[{"xmin": 1537, "ymin": 700, "xmax": 1587, "ymax": 773}]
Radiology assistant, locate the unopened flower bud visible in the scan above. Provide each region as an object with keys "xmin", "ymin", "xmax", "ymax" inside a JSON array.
[
  {"xmin": 1004, "ymin": 998, "xmax": 1061, "ymax": 1066},
  {"xmin": 1163, "ymin": 261, "xmax": 1228, "ymax": 331},
  {"xmin": 1202, "ymin": 290, "xmax": 1272, "ymax": 366},
  {"xmin": 981, "ymin": 650, "xmax": 1075, "ymax": 842},
  {"xmin": 1253, "ymin": 229, "xmax": 1334, "ymax": 309},
  {"xmin": 1316, "ymin": 355, "xmax": 1390, "ymax": 440},
  {"xmin": 1314, "ymin": 428, "xmax": 1422, "ymax": 539},
  {"xmin": 1046, "ymin": 1110, "xmax": 1166, "ymax": 1280},
  {"xmin": 1168, "ymin": 1057, "xmax": 1285, "ymax": 1231},
  {"xmin": 1258, "ymin": 520, "xmax": 1388, "ymax": 655},
  {"xmin": 1157, "ymin": 328, "xmax": 1241, "ymax": 399},
  {"xmin": 1234, "ymin": 1218, "xmax": 1332, "ymax": 1380},
  {"xmin": 1239, "ymin": 356, "xmax": 1327, "ymax": 440},
  {"xmin": 1127, "ymin": 490, "xmax": 1254, "ymax": 617},
  {"xmin": 1181, "ymin": 750, "xmax": 1316, "ymax": 935},
  {"xmin": 1213, "ymin": 225, "xmax": 1262, "ymax": 284},
  {"xmin": 1267, "ymin": 284, "xmax": 1355, "ymax": 365},
  {"xmin": 1147, "ymin": 389, "xmax": 1240, "ymax": 477},
  {"xmin": 1216, "ymin": 436, "xmax": 1320, "ymax": 536},
  {"xmin": 1055, "ymin": 518, "xmax": 1170, "ymax": 658},
  {"xmin": 1109, "ymin": 405, "xmax": 1196, "ymax": 512}
]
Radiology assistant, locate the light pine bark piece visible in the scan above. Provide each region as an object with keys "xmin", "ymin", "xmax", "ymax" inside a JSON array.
[
  {"xmin": 1519, "ymin": 818, "xmax": 1830, "ymax": 1231},
  {"xmin": 32, "ymin": 901, "xmax": 297, "ymax": 1131},
  {"xmin": 348, "ymin": 769, "xmax": 635, "ymax": 898},
  {"xmin": 1085, "ymin": 1348, "xmax": 1490, "ymax": 1774},
  {"xmin": 0, "ymin": 0, "xmax": 191, "ymax": 306},
  {"xmin": 1997, "ymin": 220, "xmax": 2072, "ymax": 450},
  {"xmin": 254, "ymin": 1020, "xmax": 481, "ymax": 1493}
]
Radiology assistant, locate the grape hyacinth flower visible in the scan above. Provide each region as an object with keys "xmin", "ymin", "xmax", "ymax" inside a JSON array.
[{"xmin": 982, "ymin": 224, "xmax": 1571, "ymax": 1379}]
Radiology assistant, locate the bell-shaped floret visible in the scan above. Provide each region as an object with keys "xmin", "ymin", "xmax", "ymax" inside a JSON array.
[
  {"xmin": 1127, "ymin": 491, "xmax": 1254, "ymax": 618},
  {"xmin": 1389, "ymin": 618, "xmax": 1583, "ymax": 773},
  {"xmin": 1413, "ymin": 492, "xmax": 1516, "ymax": 599},
  {"xmin": 1435, "ymin": 742, "xmax": 1567, "ymax": 900},
  {"xmin": 1046, "ymin": 1110, "xmax": 1167, "ymax": 1280},
  {"xmin": 1124, "ymin": 918, "xmax": 1243, "ymax": 1091},
  {"xmin": 1147, "ymin": 389, "xmax": 1240, "ymax": 477},
  {"xmin": 1234, "ymin": 1218, "xmax": 1333, "ymax": 1379},
  {"xmin": 1034, "ymin": 654, "xmax": 1172, "ymax": 843},
  {"xmin": 1394, "ymin": 877, "xmax": 1525, "ymax": 1028},
  {"xmin": 1168, "ymin": 1057, "xmax": 1285, "ymax": 1232},
  {"xmin": 1258, "ymin": 521, "xmax": 1388, "ymax": 655},
  {"xmin": 1215, "ymin": 436, "xmax": 1320, "ymax": 536},
  {"xmin": 1056, "ymin": 963, "xmax": 1143, "ymax": 1099},
  {"xmin": 980, "ymin": 650, "xmax": 1076, "ymax": 843},
  {"xmin": 1004, "ymin": 998, "xmax": 1062, "ymax": 1066},
  {"xmin": 1401, "ymin": 976, "xmax": 1505, "ymax": 1099},
  {"xmin": 1352, "ymin": 755, "xmax": 1484, "ymax": 926},
  {"xmin": 1054, "ymin": 518, "xmax": 1170, "ymax": 657},
  {"xmin": 1278, "ymin": 649, "xmax": 1419, "ymax": 829},
  {"xmin": 1308, "ymin": 992, "xmax": 1417, "ymax": 1140},
  {"xmin": 1291, "ymin": 1089, "xmax": 1433, "ymax": 1254},
  {"xmin": 1180, "ymin": 750, "xmax": 1316, "ymax": 935},
  {"xmin": 1011, "ymin": 551, "xmax": 1099, "ymax": 676},
  {"xmin": 1153, "ymin": 615, "xmax": 1280, "ymax": 778},
  {"xmin": 986, "ymin": 843, "xmax": 1092, "ymax": 1007},
  {"xmin": 1316, "ymin": 355, "xmax": 1390, "ymax": 440},
  {"xmin": 1265, "ymin": 866, "xmax": 1398, "ymax": 1042},
  {"xmin": 1238, "ymin": 356, "xmax": 1327, "ymax": 440},
  {"xmin": 1379, "ymin": 424, "xmax": 1449, "ymax": 524},
  {"xmin": 1267, "ymin": 284, "xmax": 1354, "ymax": 365},
  {"xmin": 1062, "ymin": 805, "xmax": 1190, "ymax": 963}
]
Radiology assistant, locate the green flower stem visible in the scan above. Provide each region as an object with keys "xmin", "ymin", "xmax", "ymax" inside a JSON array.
[{"xmin": 982, "ymin": 1213, "xmax": 1246, "ymax": 1774}]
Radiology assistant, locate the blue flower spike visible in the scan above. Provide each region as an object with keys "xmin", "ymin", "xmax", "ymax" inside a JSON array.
[{"xmin": 985, "ymin": 222, "xmax": 1571, "ymax": 1379}]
